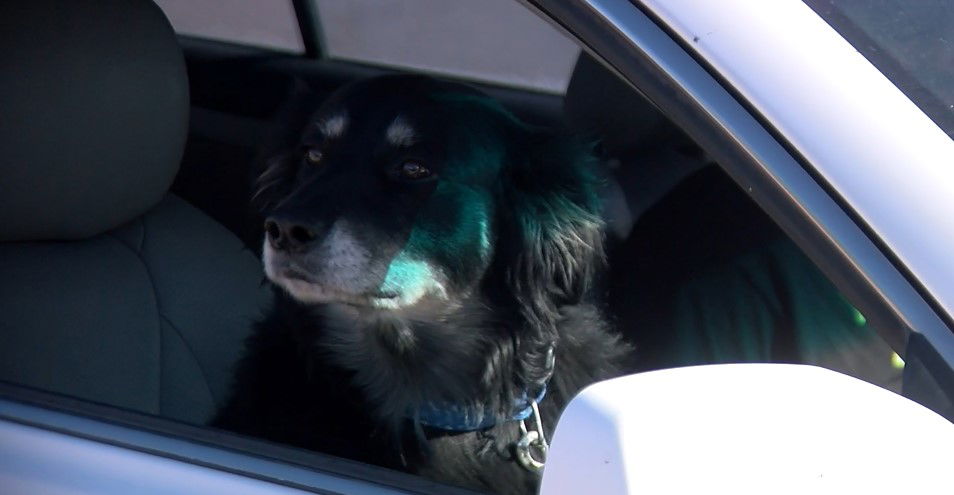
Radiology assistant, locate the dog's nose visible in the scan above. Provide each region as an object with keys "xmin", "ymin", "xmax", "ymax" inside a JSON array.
[{"xmin": 264, "ymin": 218, "xmax": 318, "ymax": 252}]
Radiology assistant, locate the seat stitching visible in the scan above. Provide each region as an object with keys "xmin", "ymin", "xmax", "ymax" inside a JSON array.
[
  {"xmin": 106, "ymin": 228, "xmax": 163, "ymax": 414},
  {"xmin": 137, "ymin": 216, "xmax": 146, "ymax": 252},
  {"xmin": 159, "ymin": 314, "xmax": 217, "ymax": 406},
  {"xmin": 106, "ymin": 214, "xmax": 216, "ymax": 414}
]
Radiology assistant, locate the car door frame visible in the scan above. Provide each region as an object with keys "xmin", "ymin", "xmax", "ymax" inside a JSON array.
[{"xmin": 524, "ymin": 0, "xmax": 954, "ymax": 418}]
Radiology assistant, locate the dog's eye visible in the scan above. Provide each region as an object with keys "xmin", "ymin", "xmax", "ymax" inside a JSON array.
[
  {"xmin": 304, "ymin": 149, "xmax": 323, "ymax": 166},
  {"xmin": 400, "ymin": 161, "xmax": 431, "ymax": 180}
]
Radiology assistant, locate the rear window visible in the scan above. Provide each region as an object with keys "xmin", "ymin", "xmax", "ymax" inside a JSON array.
[
  {"xmin": 154, "ymin": 0, "xmax": 304, "ymax": 53},
  {"xmin": 313, "ymin": 0, "xmax": 580, "ymax": 94},
  {"xmin": 154, "ymin": 0, "xmax": 579, "ymax": 94}
]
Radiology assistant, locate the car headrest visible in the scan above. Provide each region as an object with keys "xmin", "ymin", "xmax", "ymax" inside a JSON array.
[
  {"xmin": 564, "ymin": 52, "xmax": 675, "ymax": 155},
  {"xmin": 0, "ymin": 0, "xmax": 188, "ymax": 241}
]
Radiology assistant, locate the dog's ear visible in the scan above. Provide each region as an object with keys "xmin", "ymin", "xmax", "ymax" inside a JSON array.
[
  {"xmin": 246, "ymin": 79, "xmax": 325, "ymax": 246},
  {"xmin": 498, "ymin": 127, "xmax": 605, "ymax": 327},
  {"xmin": 251, "ymin": 151, "xmax": 296, "ymax": 214},
  {"xmin": 251, "ymin": 79, "xmax": 324, "ymax": 210}
]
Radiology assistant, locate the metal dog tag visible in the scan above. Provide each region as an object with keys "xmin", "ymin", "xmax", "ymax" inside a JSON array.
[
  {"xmin": 515, "ymin": 400, "xmax": 548, "ymax": 473},
  {"xmin": 515, "ymin": 429, "xmax": 547, "ymax": 472}
]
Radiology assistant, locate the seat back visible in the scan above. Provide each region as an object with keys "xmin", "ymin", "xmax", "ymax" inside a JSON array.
[{"xmin": 0, "ymin": 0, "xmax": 270, "ymax": 423}]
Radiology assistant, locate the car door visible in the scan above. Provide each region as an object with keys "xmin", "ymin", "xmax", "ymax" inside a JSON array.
[{"xmin": 1, "ymin": 1, "xmax": 950, "ymax": 494}]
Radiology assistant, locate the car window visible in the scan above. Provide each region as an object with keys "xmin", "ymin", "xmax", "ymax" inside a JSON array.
[
  {"xmin": 803, "ymin": 0, "xmax": 954, "ymax": 140},
  {"xmin": 154, "ymin": 0, "xmax": 304, "ymax": 53},
  {"xmin": 312, "ymin": 0, "xmax": 580, "ymax": 94},
  {"xmin": 1, "ymin": 0, "xmax": 939, "ymax": 493}
]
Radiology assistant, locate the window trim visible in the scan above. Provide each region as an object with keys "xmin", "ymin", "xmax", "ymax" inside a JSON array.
[
  {"xmin": 0, "ymin": 384, "xmax": 478, "ymax": 495},
  {"xmin": 526, "ymin": 0, "xmax": 953, "ymax": 367}
]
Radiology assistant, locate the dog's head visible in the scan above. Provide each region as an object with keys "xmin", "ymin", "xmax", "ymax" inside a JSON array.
[{"xmin": 257, "ymin": 75, "xmax": 603, "ymax": 325}]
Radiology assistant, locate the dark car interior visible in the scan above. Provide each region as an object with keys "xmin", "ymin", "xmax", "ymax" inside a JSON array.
[{"xmin": 0, "ymin": 0, "xmax": 913, "ymax": 489}]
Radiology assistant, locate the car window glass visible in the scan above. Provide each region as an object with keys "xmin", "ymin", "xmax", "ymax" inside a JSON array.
[
  {"xmin": 803, "ymin": 0, "xmax": 954, "ymax": 140},
  {"xmin": 154, "ymin": 0, "xmax": 304, "ymax": 53},
  {"xmin": 312, "ymin": 0, "xmax": 580, "ymax": 94}
]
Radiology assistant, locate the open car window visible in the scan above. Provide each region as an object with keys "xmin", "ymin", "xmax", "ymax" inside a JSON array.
[{"xmin": 1, "ymin": 0, "xmax": 947, "ymax": 494}]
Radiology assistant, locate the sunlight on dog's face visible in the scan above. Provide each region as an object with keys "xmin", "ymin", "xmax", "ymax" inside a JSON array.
[{"xmin": 262, "ymin": 77, "xmax": 507, "ymax": 311}]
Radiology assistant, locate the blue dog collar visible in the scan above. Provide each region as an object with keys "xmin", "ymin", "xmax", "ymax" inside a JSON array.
[{"xmin": 413, "ymin": 386, "xmax": 547, "ymax": 431}]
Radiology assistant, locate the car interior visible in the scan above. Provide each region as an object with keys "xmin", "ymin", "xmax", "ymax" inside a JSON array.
[{"xmin": 0, "ymin": 0, "xmax": 908, "ymax": 489}]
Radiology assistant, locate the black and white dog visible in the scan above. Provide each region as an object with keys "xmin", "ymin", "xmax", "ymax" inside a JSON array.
[{"xmin": 216, "ymin": 75, "xmax": 631, "ymax": 494}]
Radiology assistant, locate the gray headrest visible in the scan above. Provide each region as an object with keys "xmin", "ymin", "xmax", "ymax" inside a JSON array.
[{"xmin": 0, "ymin": 0, "xmax": 188, "ymax": 241}]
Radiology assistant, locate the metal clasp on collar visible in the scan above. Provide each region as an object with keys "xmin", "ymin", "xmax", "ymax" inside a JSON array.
[
  {"xmin": 515, "ymin": 345, "xmax": 554, "ymax": 473},
  {"xmin": 515, "ymin": 396, "xmax": 548, "ymax": 472}
]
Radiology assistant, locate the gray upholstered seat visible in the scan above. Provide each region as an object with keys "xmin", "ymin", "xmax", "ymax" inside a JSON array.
[{"xmin": 0, "ymin": 0, "xmax": 270, "ymax": 424}]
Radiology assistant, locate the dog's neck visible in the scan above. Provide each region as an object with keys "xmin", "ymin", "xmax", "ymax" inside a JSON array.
[{"xmin": 308, "ymin": 297, "xmax": 526, "ymax": 429}]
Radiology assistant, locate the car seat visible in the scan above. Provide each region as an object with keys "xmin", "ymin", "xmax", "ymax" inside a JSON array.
[{"xmin": 0, "ymin": 0, "xmax": 271, "ymax": 424}]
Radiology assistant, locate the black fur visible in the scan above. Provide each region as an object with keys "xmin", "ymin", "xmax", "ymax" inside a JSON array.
[{"xmin": 215, "ymin": 75, "xmax": 631, "ymax": 494}]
